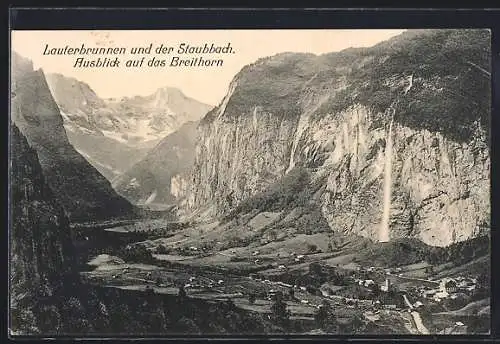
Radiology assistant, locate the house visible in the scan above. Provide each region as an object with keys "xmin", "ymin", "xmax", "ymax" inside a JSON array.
[
  {"xmin": 442, "ymin": 322, "xmax": 467, "ymax": 334},
  {"xmin": 320, "ymin": 283, "xmax": 336, "ymax": 297},
  {"xmin": 439, "ymin": 278, "xmax": 456, "ymax": 292},
  {"xmin": 413, "ymin": 301, "xmax": 424, "ymax": 308},
  {"xmin": 466, "ymin": 285, "xmax": 476, "ymax": 293},
  {"xmin": 295, "ymin": 255, "xmax": 305, "ymax": 262},
  {"xmin": 364, "ymin": 279, "xmax": 375, "ymax": 287},
  {"xmin": 445, "ymin": 280, "xmax": 458, "ymax": 293},
  {"xmin": 434, "ymin": 290, "xmax": 449, "ymax": 301},
  {"xmin": 267, "ymin": 290, "xmax": 278, "ymax": 300},
  {"xmin": 380, "ymin": 279, "xmax": 391, "ymax": 292},
  {"xmin": 423, "ymin": 289, "xmax": 437, "ymax": 298}
]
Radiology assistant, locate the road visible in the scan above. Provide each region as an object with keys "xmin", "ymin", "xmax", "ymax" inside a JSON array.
[
  {"xmin": 392, "ymin": 274, "xmax": 439, "ymax": 287},
  {"xmin": 402, "ymin": 294, "xmax": 430, "ymax": 334},
  {"xmin": 410, "ymin": 311, "xmax": 430, "ymax": 334},
  {"xmin": 403, "ymin": 294, "xmax": 414, "ymax": 309}
]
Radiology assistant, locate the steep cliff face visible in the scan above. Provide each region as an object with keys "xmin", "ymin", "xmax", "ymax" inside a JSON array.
[
  {"xmin": 187, "ymin": 29, "xmax": 490, "ymax": 247},
  {"xmin": 11, "ymin": 52, "xmax": 135, "ymax": 221}
]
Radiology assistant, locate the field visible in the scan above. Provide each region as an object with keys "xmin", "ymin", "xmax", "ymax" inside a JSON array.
[{"xmin": 76, "ymin": 215, "xmax": 490, "ymax": 335}]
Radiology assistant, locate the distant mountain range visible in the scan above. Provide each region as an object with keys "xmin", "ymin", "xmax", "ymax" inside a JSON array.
[{"xmin": 45, "ymin": 73, "xmax": 212, "ymax": 181}]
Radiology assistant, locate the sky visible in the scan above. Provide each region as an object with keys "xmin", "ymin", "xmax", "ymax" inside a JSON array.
[{"xmin": 11, "ymin": 29, "xmax": 405, "ymax": 106}]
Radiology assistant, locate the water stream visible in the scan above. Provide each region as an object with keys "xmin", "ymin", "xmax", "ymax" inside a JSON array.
[{"xmin": 379, "ymin": 107, "xmax": 396, "ymax": 243}]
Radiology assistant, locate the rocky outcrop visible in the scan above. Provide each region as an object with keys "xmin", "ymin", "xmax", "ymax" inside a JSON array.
[
  {"xmin": 186, "ymin": 29, "xmax": 490, "ymax": 247},
  {"xmin": 11, "ymin": 52, "xmax": 135, "ymax": 221}
]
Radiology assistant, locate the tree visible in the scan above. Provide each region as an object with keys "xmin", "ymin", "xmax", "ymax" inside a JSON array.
[
  {"xmin": 314, "ymin": 300, "xmax": 332, "ymax": 328},
  {"xmin": 225, "ymin": 298, "xmax": 236, "ymax": 311},
  {"xmin": 328, "ymin": 242, "xmax": 334, "ymax": 252},
  {"xmin": 156, "ymin": 245, "xmax": 169, "ymax": 254},
  {"xmin": 145, "ymin": 285, "xmax": 155, "ymax": 296},
  {"xmin": 308, "ymin": 244, "xmax": 318, "ymax": 253},
  {"xmin": 350, "ymin": 314, "xmax": 365, "ymax": 334},
  {"xmin": 177, "ymin": 285, "xmax": 187, "ymax": 304},
  {"xmin": 309, "ymin": 262, "xmax": 323, "ymax": 275},
  {"xmin": 370, "ymin": 282, "xmax": 381, "ymax": 300},
  {"xmin": 477, "ymin": 271, "xmax": 489, "ymax": 291},
  {"xmin": 270, "ymin": 291, "xmax": 290, "ymax": 326},
  {"xmin": 248, "ymin": 293, "xmax": 256, "ymax": 305}
]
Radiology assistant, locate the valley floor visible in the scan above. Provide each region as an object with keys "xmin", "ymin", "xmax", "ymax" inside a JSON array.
[{"xmin": 75, "ymin": 218, "xmax": 490, "ymax": 336}]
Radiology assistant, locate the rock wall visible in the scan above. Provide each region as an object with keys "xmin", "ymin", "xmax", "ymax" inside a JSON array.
[{"xmin": 185, "ymin": 30, "xmax": 490, "ymax": 247}]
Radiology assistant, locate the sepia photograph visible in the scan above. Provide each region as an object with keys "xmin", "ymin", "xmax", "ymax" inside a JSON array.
[{"xmin": 9, "ymin": 28, "xmax": 491, "ymax": 336}]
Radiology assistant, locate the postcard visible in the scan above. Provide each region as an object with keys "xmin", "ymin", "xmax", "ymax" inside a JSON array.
[{"xmin": 9, "ymin": 28, "xmax": 491, "ymax": 336}]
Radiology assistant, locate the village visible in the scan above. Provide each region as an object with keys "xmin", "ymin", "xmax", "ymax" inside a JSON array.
[{"xmin": 82, "ymin": 242, "xmax": 487, "ymax": 335}]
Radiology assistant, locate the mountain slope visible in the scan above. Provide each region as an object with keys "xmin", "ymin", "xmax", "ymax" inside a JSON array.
[
  {"xmin": 9, "ymin": 122, "xmax": 86, "ymax": 334},
  {"xmin": 11, "ymin": 52, "xmax": 135, "ymax": 222},
  {"xmin": 45, "ymin": 73, "xmax": 213, "ymax": 181},
  {"xmin": 184, "ymin": 29, "xmax": 490, "ymax": 247},
  {"xmin": 112, "ymin": 120, "xmax": 199, "ymax": 206}
]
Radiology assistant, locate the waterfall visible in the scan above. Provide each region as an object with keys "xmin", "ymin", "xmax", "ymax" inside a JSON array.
[{"xmin": 379, "ymin": 112, "xmax": 395, "ymax": 243}]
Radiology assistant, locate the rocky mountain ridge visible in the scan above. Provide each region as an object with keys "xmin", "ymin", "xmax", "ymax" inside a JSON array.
[
  {"xmin": 45, "ymin": 73, "xmax": 212, "ymax": 180},
  {"xmin": 182, "ymin": 29, "xmax": 490, "ymax": 247}
]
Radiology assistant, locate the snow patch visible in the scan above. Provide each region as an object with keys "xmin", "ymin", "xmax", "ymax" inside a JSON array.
[
  {"xmin": 144, "ymin": 190, "xmax": 158, "ymax": 205},
  {"xmin": 101, "ymin": 130, "xmax": 128, "ymax": 143},
  {"xmin": 128, "ymin": 178, "xmax": 140, "ymax": 187}
]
